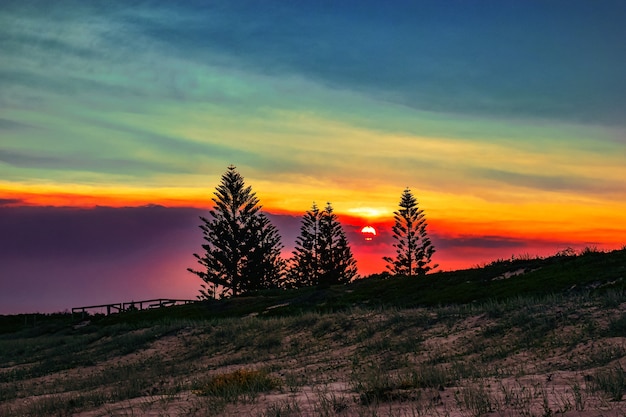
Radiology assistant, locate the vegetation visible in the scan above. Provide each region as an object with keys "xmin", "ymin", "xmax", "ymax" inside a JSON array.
[
  {"xmin": 2, "ymin": 247, "xmax": 626, "ymax": 416},
  {"xmin": 188, "ymin": 165, "xmax": 285, "ymax": 298},
  {"xmin": 383, "ymin": 187, "xmax": 437, "ymax": 276},
  {"xmin": 288, "ymin": 202, "xmax": 358, "ymax": 288},
  {"xmin": 188, "ymin": 167, "xmax": 361, "ymax": 298},
  {"xmin": 193, "ymin": 368, "xmax": 281, "ymax": 401},
  {"xmin": 188, "ymin": 169, "xmax": 440, "ymax": 300}
]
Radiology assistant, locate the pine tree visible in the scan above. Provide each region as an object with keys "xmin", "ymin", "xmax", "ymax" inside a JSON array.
[
  {"xmin": 318, "ymin": 203, "xmax": 358, "ymax": 287},
  {"xmin": 287, "ymin": 203, "xmax": 320, "ymax": 288},
  {"xmin": 383, "ymin": 188, "xmax": 437, "ymax": 276},
  {"xmin": 188, "ymin": 165, "xmax": 284, "ymax": 298},
  {"xmin": 289, "ymin": 202, "xmax": 357, "ymax": 288},
  {"xmin": 239, "ymin": 214, "xmax": 286, "ymax": 292}
]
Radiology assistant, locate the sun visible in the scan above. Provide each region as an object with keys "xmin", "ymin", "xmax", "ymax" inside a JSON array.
[{"xmin": 360, "ymin": 225, "xmax": 377, "ymax": 241}]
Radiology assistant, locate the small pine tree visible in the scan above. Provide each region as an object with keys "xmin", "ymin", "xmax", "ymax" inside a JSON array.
[
  {"xmin": 188, "ymin": 165, "xmax": 284, "ymax": 298},
  {"xmin": 383, "ymin": 188, "xmax": 437, "ymax": 276},
  {"xmin": 289, "ymin": 202, "xmax": 357, "ymax": 288}
]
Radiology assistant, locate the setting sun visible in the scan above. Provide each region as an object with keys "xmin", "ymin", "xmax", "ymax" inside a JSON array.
[{"xmin": 360, "ymin": 226, "xmax": 377, "ymax": 241}]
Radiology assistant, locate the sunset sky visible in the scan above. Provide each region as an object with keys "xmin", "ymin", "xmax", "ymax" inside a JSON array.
[{"xmin": 1, "ymin": 1, "xmax": 625, "ymax": 313}]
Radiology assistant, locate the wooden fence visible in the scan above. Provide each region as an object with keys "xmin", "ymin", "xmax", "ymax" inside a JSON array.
[{"xmin": 72, "ymin": 299, "xmax": 196, "ymax": 318}]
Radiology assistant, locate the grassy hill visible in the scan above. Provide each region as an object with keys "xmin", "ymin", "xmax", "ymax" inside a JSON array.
[
  {"xmin": 122, "ymin": 246, "xmax": 626, "ymax": 319},
  {"xmin": 3, "ymin": 248, "xmax": 625, "ymax": 331},
  {"xmin": 1, "ymin": 248, "xmax": 626, "ymax": 416}
]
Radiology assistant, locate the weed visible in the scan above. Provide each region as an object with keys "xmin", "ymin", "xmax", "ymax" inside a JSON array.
[
  {"xmin": 404, "ymin": 363, "xmax": 458, "ymax": 389},
  {"xmin": 288, "ymin": 312, "xmax": 321, "ymax": 330},
  {"xmin": 258, "ymin": 399, "xmax": 302, "ymax": 417},
  {"xmin": 607, "ymin": 313, "xmax": 626, "ymax": 337},
  {"xmin": 284, "ymin": 371, "xmax": 306, "ymax": 393},
  {"xmin": 350, "ymin": 361, "xmax": 452, "ymax": 406},
  {"xmin": 586, "ymin": 343, "xmax": 626, "ymax": 368},
  {"xmin": 454, "ymin": 381, "xmax": 493, "ymax": 417},
  {"xmin": 540, "ymin": 386, "xmax": 553, "ymax": 417},
  {"xmin": 592, "ymin": 365, "xmax": 626, "ymax": 401},
  {"xmin": 193, "ymin": 368, "xmax": 281, "ymax": 402},
  {"xmin": 256, "ymin": 332, "xmax": 284, "ymax": 351},
  {"xmin": 350, "ymin": 362, "xmax": 396, "ymax": 405},
  {"xmin": 314, "ymin": 386, "xmax": 350, "ymax": 416},
  {"xmin": 570, "ymin": 381, "xmax": 586, "ymax": 410},
  {"xmin": 313, "ymin": 317, "xmax": 337, "ymax": 338}
]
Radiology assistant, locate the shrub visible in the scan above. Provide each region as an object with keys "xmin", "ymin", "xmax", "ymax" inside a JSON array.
[
  {"xmin": 607, "ymin": 313, "xmax": 626, "ymax": 337},
  {"xmin": 455, "ymin": 382, "xmax": 494, "ymax": 417},
  {"xmin": 592, "ymin": 365, "xmax": 626, "ymax": 401},
  {"xmin": 194, "ymin": 368, "xmax": 281, "ymax": 402}
]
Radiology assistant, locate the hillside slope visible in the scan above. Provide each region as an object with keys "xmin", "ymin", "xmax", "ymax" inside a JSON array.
[{"xmin": 1, "ymin": 249, "xmax": 626, "ymax": 416}]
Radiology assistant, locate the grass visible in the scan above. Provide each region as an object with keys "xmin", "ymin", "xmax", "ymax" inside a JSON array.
[
  {"xmin": 2, "ymin": 293, "xmax": 626, "ymax": 415},
  {"xmin": 592, "ymin": 365, "xmax": 626, "ymax": 401},
  {"xmin": 454, "ymin": 382, "xmax": 494, "ymax": 417},
  {"xmin": 3, "ymin": 248, "xmax": 625, "ymax": 333},
  {"xmin": 193, "ymin": 368, "xmax": 281, "ymax": 402},
  {"xmin": 1, "ymin": 248, "xmax": 626, "ymax": 416}
]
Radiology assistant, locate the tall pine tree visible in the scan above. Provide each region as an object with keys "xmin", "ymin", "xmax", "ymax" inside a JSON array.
[
  {"xmin": 188, "ymin": 165, "xmax": 284, "ymax": 298},
  {"xmin": 289, "ymin": 202, "xmax": 357, "ymax": 288},
  {"xmin": 383, "ymin": 188, "xmax": 436, "ymax": 276}
]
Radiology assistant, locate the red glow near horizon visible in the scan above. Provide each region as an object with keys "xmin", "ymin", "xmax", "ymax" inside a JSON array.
[
  {"xmin": 1, "ymin": 194, "xmax": 624, "ymax": 315},
  {"xmin": 3, "ymin": 191, "xmax": 624, "ymax": 278}
]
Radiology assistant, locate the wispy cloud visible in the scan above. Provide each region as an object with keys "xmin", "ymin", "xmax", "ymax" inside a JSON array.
[
  {"xmin": 3, "ymin": 1, "xmax": 626, "ymax": 125},
  {"xmin": 476, "ymin": 167, "xmax": 626, "ymax": 196},
  {"xmin": 112, "ymin": 1, "xmax": 626, "ymax": 125}
]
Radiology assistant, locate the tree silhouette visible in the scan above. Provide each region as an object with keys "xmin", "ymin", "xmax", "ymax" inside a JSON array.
[
  {"xmin": 287, "ymin": 203, "xmax": 321, "ymax": 288},
  {"xmin": 188, "ymin": 165, "xmax": 285, "ymax": 298},
  {"xmin": 289, "ymin": 202, "xmax": 357, "ymax": 288},
  {"xmin": 383, "ymin": 188, "xmax": 437, "ymax": 276}
]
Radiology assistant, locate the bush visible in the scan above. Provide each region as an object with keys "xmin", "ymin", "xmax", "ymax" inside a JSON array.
[
  {"xmin": 592, "ymin": 366, "xmax": 626, "ymax": 401},
  {"xmin": 193, "ymin": 368, "xmax": 281, "ymax": 402}
]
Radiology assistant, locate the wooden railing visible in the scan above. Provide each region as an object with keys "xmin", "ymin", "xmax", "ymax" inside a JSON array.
[{"xmin": 72, "ymin": 299, "xmax": 196, "ymax": 318}]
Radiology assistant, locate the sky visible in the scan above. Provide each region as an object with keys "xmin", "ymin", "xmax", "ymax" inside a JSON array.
[{"xmin": 1, "ymin": 1, "xmax": 625, "ymax": 314}]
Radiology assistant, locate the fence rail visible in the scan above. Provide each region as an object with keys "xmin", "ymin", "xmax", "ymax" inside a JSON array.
[{"xmin": 72, "ymin": 299, "xmax": 196, "ymax": 318}]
